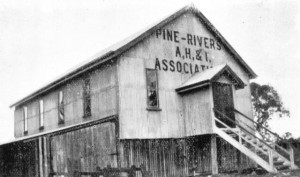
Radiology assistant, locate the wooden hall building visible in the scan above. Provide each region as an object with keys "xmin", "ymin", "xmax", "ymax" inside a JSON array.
[{"xmin": 0, "ymin": 5, "xmax": 298, "ymax": 177}]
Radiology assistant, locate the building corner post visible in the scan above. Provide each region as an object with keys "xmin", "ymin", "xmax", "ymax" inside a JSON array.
[{"xmin": 211, "ymin": 134, "xmax": 218, "ymax": 175}]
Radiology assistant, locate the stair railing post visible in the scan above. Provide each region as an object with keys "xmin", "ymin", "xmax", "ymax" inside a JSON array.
[
  {"xmin": 289, "ymin": 144, "xmax": 295, "ymax": 169},
  {"xmin": 272, "ymin": 141, "xmax": 275, "ymax": 150},
  {"xmin": 238, "ymin": 128, "xmax": 242, "ymax": 144},
  {"xmin": 268, "ymin": 149, "xmax": 274, "ymax": 171}
]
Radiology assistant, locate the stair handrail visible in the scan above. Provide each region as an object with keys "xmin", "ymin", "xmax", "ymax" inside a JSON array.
[
  {"xmin": 214, "ymin": 108, "xmax": 297, "ymax": 169},
  {"xmin": 213, "ymin": 108, "xmax": 274, "ymax": 151},
  {"xmin": 232, "ymin": 108, "xmax": 296, "ymax": 167},
  {"xmin": 232, "ymin": 108, "xmax": 293, "ymax": 149},
  {"xmin": 237, "ymin": 119, "xmax": 256, "ymax": 133}
]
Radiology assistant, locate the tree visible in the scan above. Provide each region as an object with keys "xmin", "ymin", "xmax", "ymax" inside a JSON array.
[
  {"xmin": 282, "ymin": 132, "xmax": 293, "ymax": 140},
  {"xmin": 250, "ymin": 82, "xmax": 290, "ymax": 133}
]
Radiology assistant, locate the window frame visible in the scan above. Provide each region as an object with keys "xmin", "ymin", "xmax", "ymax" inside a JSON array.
[
  {"xmin": 83, "ymin": 77, "xmax": 92, "ymax": 118},
  {"xmin": 23, "ymin": 106, "xmax": 28, "ymax": 134},
  {"xmin": 145, "ymin": 68, "xmax": 161, "ymax": 111},
  {"xmin": 58, "ymin": 90, "xmax": 65, "ymax": 124},
  {"xmin": 39, "ymin": 99, "xmax": 44, "ymax": 130}
]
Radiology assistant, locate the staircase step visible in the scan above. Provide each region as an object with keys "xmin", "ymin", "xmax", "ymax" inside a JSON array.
[
  {"xmin": 274, "ymin": 160, "xmax": 285, "ymax": 166},
  {"xmin": 258, "ymin": 143, "xmax": 263, "ymax": 148},
  {"xmin": 232, "ymin": 129, "xmax": 239, "ymax": 134},
  {"xmin": 256, "ymin": 150, "xmax": 267, "ymax": 155},
  {"xmin": 242, "ymin": 143, "xmax": 248, "ymax": 146},
  {"xmin": 227, "ymin": 132, "xmax": 237, "ymax": 137},
  {"xmin": 262, "ymin": 146, "xmax": 268, "ymax": 151},
  {"xmin": 256, "ymin": 151, "xmax": 280, "ymax": 162},
  {"xmin": 273, "ymin": 156, "xmax": 279, "ymax": 161},
  {"xmin": 275, "ymin": 164, "xmax": 290, "ymax": 171},
  {"xmin": 256, "ymin": 143, "xmax": 268, "ymax": 150},
  {"xmin": 223, "ymin": 129, "xmax": 238, "ymax": 136},
  {"xmin": 222, "ymin": 128, "xmax": 234, "ymax": 132}
]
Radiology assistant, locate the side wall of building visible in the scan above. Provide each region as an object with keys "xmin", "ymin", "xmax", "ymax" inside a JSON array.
[{"xmin": 14, "ymin": 63, "xmax": 118, "ymax": 138}]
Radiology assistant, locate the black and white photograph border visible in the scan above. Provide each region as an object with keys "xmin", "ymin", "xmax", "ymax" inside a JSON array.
[{"xmin": 0, "ymin": 0, "xmax": 299, "ymax": 176}]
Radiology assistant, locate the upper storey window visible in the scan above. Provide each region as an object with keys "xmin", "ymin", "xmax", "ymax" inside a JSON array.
[
  {"xmin": 58, "ymin": 91, "xmax": 64, "ymax": 124},
  {"xmin": 146, "ymin": 69, "xmax": 160, "ymax": 110},
  {"xmin": 23, "ymin": 106, "xmax": 28, "ymax": 134},
  {"xmin": 83, "ymin": 78, "xmax": 91, "ymax": 117},
  {"xmin": 39, "ymin": 100, "xmax": 44, "ymax": 129}
]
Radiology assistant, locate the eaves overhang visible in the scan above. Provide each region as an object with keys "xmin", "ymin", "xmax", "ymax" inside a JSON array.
[{"xmin": 176, "ymin": 64, "xmax": 246, "ymax": 94}]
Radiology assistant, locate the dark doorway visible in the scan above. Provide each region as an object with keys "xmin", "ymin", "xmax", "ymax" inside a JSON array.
[
  {"xmin": 0, "ymin": 140, "xmax": 38, "ymax": 177},
  {"xmin": 213, "ymin": 82, "xmax": 235, "ymax": 128}
]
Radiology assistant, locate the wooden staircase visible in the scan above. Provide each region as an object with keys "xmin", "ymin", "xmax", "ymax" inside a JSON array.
[{"xmin": 213, "ymin": 108, "xmax": 299, "ymax": 173}]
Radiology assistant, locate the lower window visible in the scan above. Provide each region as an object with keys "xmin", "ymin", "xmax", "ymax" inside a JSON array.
[{"xmin": 146, "ymin": 69, "xmax": 160, "ymax": 109}]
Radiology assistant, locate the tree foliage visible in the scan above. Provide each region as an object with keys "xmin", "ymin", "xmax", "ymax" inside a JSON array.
[
  {"xmin": 250, "ymin": 82, "xmax": 290, "ymax": 131},
  {"xmin": 282, "ymin": 132, "xmax": 293, "ymax": 140}
]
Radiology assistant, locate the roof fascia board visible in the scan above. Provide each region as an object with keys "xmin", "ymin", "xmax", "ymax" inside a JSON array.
[
  {"xmin": 190, "ymin": 8, "xmax": 257, "ymax": 79},
  {"xmin": 211, "ymin": 66, "xmax": 245, "ymax": 89},
  {"xmin": 176, "ymin": 80, "xmax": 210, "ymax": 93},
  {"xmin": 176, "ymin": 65, "xmax": 246, "ymax": 93}
]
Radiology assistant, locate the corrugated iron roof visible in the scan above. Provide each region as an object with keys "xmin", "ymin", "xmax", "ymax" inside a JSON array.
[
  {"xmin": 176, "ymin": 64, "xmax": 245, "ymax": 93},
  {"xmin": 10, "ymin": 4, "xmax": 256, "ymax": 108}
]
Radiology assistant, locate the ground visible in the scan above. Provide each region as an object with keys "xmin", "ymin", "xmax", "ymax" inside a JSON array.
[
  {"xmin": 212, "ymin": 170, "xmax": 300, "ymax": 177},
  {"xmin": 212, "ymin": 146, "xmax": 300, "ymax": 177}
]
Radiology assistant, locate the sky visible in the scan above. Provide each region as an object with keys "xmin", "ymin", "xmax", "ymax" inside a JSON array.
[{"xmin": 0, "ymin": 0, "xmax": 299, "ymax": 143}]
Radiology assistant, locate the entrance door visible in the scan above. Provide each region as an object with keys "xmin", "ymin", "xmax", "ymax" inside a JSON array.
[{"xmin": 212, "ymin": 82, "xmax": 235, "ymax": 128}]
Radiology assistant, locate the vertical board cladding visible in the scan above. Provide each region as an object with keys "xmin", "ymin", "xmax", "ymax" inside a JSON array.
[
  {"xmin": 119, "ymin": 135, "xmax": 254, "ymax": 177},
  {"xmin": 119, "ymin": 139, "xmax": 189, "ymax": 177},
  {"xmin": 14, "ymin": 64, "xmax": 118, "ymax": 138},
  {"xmin": 118, "ymin": 12, "xmax": 254, "ymax": 139},
  {"xmin": 0, "ymin": 141, "xmax": 37, "ymax": 177},
  {"xmin": 50, "ymin": 121, "xmax": 117, "ymax": 174},
  {"xmin": 182, "ymin": 87, "xmax": 213, "ymax": 136},
  {"xmin": 217, "ymin": 137, "xmax": 255, "ymax": 173}
]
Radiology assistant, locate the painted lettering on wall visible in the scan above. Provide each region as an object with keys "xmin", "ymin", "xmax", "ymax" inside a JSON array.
[
  {"xmin": 174, "ymin": 46, "xmax": 211, "ymax": 62},
  {"xmin": 155, "ymin": 29, "xmax": 222, "ymax": 50},
  {"xmin": 154, "ymin": 57, "xmax": 212, "ymax": 74},
  {"xmin": 154, "ymin": 28, "xmax": 215, "ymax": 74}
]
